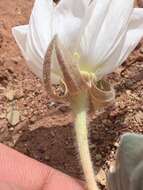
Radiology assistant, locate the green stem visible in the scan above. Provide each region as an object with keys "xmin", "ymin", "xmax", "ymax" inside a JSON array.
[{"xmin": 71, "ymin": 91, "xmax": 99, "ymax": 190}]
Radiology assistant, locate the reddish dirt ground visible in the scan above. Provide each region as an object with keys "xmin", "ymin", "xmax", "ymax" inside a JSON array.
[{"xmin": 0, "ymin": 0, "xmax": 143, "ymax": 189}]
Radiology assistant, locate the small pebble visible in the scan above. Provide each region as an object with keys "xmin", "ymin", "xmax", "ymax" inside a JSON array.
[
  {"xmin": 4, "ymin": 89, "xmax": 15, "ymax": 101},
  {"xmin": 96, "ymin": 154, "xmax": 102, "ymax": 161},
  {"xmin": 7, "ymin": 110, "xmax": 20, "ymax": 126}
]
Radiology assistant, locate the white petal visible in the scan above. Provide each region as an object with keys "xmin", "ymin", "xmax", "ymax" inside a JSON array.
[
  {"xmin": 25, "ymin": 26, "xmax": 44, "ymax": 79},
  {"xmin": 94, "ymin": 7, "xmax": 143, "ymax": 79},
  {"xmin": 118, "ymin": 8, "xmax": 143, "ymax": 65},
  {"xmin": 12, "ymin": 25, "xmax": 28, "ymax": 57},
  {"xmin": 29, "ymin": 0, "xmax": 81, "ymax": 56},
  {"xmin": 80, "ymin": 0, "xmax": 111, "ymax": 58},
  {"xmin": 56, "ymin": 0, "xmax": 90, "ymax": 18},
  {"xmin": 12, "ymin": 0, "xmax": 81, "ymax": 80},
  {"xmin": 12, "ymin": 0, "xmax": 54, "ymax": 80},
  {"xmin": 80, "ymin": 0, "xmax": 134, "ymax": 70},
  {"xmin": 12, "ymin": 25, "xmax": 44, "ymax": 79},
  {"xmin": 29, "ymin": 0, "xmax": 54, "ymax": 56},
  {"xmin": 93, "ymin": 35, "xmax": 126, "ymax": 79},
  {"xmin": 53, "ymin": 11, "xmax": 81, "ymax": 52}
]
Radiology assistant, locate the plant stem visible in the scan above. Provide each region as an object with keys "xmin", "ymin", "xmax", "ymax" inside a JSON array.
[{"xmin": 71, "ymin": 91, "xmax": 99, "ymax": 190}]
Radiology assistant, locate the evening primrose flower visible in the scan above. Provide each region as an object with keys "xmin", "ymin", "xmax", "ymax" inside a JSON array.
[
  {"xmin": 12, "ymin": 0, "xmax": 143, "ymax": 81},
  {"xmin": 12, "ymin": 1, "xmax": 143, "ymax": 190}
]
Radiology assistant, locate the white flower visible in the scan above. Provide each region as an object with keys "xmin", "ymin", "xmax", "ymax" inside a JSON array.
[{"xmin": 12, "ymin": 0, "xmax": 143, "ymax": 80}]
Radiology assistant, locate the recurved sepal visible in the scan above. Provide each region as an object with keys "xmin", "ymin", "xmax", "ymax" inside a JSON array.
[
  {"xmin": 43, "ymin": 36, "xmax": 87, "ymax": 100},
  {"xmin": 89, "ymin": 79, "xmax": 115, "ymax": 112}
]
